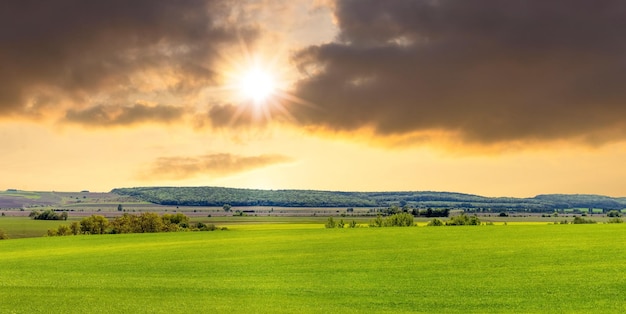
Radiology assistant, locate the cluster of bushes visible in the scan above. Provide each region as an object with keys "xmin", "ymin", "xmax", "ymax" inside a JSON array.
[
  {"xmin": 445, "ymin": 214, "xmax": 482, "ymax": 225},
  {"xmin": 608, "ymin": 217, "xmax": 623, "ymax": 223},
  {"xmin": 0, "ymin": 229, "xmax": 8, "ymax": 240},
  {"xmin": 325, "ymin": 217, "xmax": 359, "ymax": 228},
  {"xmin": 47, "ymin": 212, "xmax": 224, "ymax": 236},
  {"xmin": 427, "ymin": 214, "xmax": 482, "ymax": 226},
  {"xmin": 369, "ymin": 213, "xmax": 415, "ymax": 227},
  {"xmin": 556, "ymin": 216, "xmax": 597, "ymax": 225},
  {"xmin": 607, "ymin": 210, "xmax": 622, "ymax": 217},
  {"xmin": 29, "ymin": 209, "xmax": 68, "ymax": 220}
]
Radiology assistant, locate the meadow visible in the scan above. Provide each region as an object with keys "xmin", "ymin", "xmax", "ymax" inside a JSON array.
[{"xmin": 0, "ymin": 223, "xmax": 624, "ymax": 313}]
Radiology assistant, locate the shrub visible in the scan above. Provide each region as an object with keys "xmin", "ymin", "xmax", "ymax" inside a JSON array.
[
  {"xmin": 607, "ymin": 210, "xmax": 622, "ymax": 217},
  {"xmin": 384, "ymin": 213, "xmax": 414, "ymax": 227},
  {"xmin": 572, "ymin": 216, "xmax": 596, "ymax": 224},
  {"xmin": 369, "ymin": 215, "xmax": 384, "ymax": 227},
  {"xmin": 80, "ymin": 215, "xmax": 110, "ymax": 234},
  {"xmin": 56, "ymin": 225, "xmax": 71, "ymax": 236},
  {"xmin": 348, "ymin": 220, "xmax": 358, "ymax": 228},
  {"xmin": 427, "ymin": 218, "xmax": 444, "ymax": 226},
  {"xmin": 195, "ymin": 222, "xmax": 218, "ymax": 231},
  {"xmin": 337, "ymin": 219, "xmax": 345, "ymax": 228},
  {"xmin": 30, "ymin": 209, "xmax": 64, "ymax": 220},
  {"xmin": 446, "ymin": 214, "xmax": 481, "ymax": 226},
  {"xmin": 607, "ymin": 217, "xmax": 623, "ymax": 224},
  {"xmin": 369, "ymin": 213, "xmax": 414, "ymax": 227},
  {"xmin": 498, "ymin": 212, "xmax": 509, "ymax": 217},
  {"xmin": 0, "ymin": 229, "xmax": 8, "ymax": 240},
  {"xmin": 325, "ymin": 217, "xmax": 337, "ymax": 228}
]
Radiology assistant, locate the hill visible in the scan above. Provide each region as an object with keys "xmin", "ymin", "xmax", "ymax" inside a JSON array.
[{"xmin": 110, "ymin": 186, "xmax": 626, "ymax": 212}]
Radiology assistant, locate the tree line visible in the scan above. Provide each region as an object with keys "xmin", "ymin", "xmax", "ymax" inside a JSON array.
[
  {"xmin": 46, "ymin": 212, "xmax": 224, "ymax": 236},
  {"xmin": 112, "ymin": 186, "xmax": 626, "ymax": 212}
]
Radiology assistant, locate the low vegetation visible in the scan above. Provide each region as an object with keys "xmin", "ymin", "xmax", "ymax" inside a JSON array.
[
  {"xmin": 29, "ymin": 209, "xmax": 68, "ymax": 220},
  {"xmin": 368, "ymin": 213, "xmax": 414, "ymax": 227},
  {"xmin": 0, "ymin": 229, "xmax": 8, "ymax": 240},
  {"xmin": 445, "ymin": 214, "xmax": 482, "ymax": 225},
  {"xmin": 46, "ymin": 212, "xmax": 224, "ymax": 236}
]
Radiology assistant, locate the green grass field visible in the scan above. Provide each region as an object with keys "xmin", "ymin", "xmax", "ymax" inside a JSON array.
[
  {"xmin": 0, "ymin": 217, "xmax": 72, "ymax": 238},
  {"xmin": 1, "ymin": 224, "xmax": 624, "ymax": 313}
]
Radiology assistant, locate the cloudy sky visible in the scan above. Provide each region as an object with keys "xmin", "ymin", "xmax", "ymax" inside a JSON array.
[{"xmin": 2, "ymin": 0, "xmax": 626, "ymax": 197}]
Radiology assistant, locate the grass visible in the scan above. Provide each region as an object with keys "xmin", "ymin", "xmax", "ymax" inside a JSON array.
[
  {"xmin": 0, "ymin": 217, "xmax": 70, "ymax": 238},
  {"xmin": 0, "ymin": 224, "xmax": 625, "ymax": 313}
]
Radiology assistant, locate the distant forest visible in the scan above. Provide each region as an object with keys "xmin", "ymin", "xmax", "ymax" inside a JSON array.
[{"xmin": 111, "ymin": 187, "xmax": 626, "ymax": 212}]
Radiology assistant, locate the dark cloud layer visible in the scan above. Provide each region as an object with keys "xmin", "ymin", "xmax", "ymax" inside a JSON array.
[
  {"xmin": 292, "ymin": 0, "xmax": 626, "ymax": 144},
  {"xmin": 0, "ymin": 0, "xmax": 252, "ymax": 123},
  {"xmin": 140, "ymin": 153, "xmax": 292, "ymax": 180}
]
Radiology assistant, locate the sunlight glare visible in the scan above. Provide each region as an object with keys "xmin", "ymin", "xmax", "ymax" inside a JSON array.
[{"xmin": 239, "ymin": 67, "xmax": 276, "ymax": 105}]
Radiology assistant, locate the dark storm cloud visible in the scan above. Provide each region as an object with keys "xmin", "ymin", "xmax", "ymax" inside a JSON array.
[
  {"xmin": 140, "ymin": 153, "xmax": 293, "ymax": 180},
  {"xmin": 292, "ymin": 0, "xmax": 626, "ymax": 144},
  {"xmin": 0, "ymin": 0, "xmax": 253, "ymax": 121},
  {"xmin": 64, "ymin": 103, "xmax": 186, "ymax": 127}
]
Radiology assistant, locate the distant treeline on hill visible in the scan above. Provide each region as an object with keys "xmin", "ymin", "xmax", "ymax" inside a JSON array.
[{"xmin": 111, "ymin": 187, "xmax": 626, "ymax": 212}]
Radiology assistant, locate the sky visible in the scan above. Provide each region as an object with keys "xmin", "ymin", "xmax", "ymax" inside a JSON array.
[{"xmin": 1, "ymin": 0, "xmax": 626, "ymax": 197}]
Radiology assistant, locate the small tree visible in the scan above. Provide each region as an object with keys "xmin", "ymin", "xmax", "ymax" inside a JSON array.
[
  {"xmin": 325, "ymin": 217, "xmax": 336, "ymax": 228},
  {"xmin": 223, "ymin": 204, "xmax": 232, "ymax": 212},
  {"xmin": 117, "ymin": 204, "xmax": 123, "ymax": 212}
]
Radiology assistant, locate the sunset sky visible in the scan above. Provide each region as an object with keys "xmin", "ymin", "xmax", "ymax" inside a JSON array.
[{"xmin": 2, "ymin": 0, "xmax": 626, "ymax": 197}]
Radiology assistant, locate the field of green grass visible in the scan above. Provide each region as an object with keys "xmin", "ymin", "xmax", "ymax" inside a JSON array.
[
  {"xmin": 1, "ymin": 224, "xmax": 624, "ymax": 313},
  {"xmin": 0, "ymin": 217, "xmax": 72, "ymax": 238}
]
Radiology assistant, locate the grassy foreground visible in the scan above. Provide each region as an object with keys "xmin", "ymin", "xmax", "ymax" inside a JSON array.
[{"xmin": 1, "ymin": 224, "xmax": 625, "ymax": 313}]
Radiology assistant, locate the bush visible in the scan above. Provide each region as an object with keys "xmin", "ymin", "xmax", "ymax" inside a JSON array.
[
  {"xmin": 195, "ymin": 222, "xmax": 218, "ymax": 231},
  {"xmin": 325, "ymin": 217, "xmax": 337, "ymax": 228},
  {"xmin": 0, "ymin": 229, "xmax": 8, "ymax": 240},
  {"xmin": 427, "ymin": 218, "xmax": 444, "ymax": 226},
  {"xmin": 607, "ymin": 217, "xmax": 623, "ymax": 224},
  {"xmin": 369, "ymin": 215, "xmax": 384, "ymax": 227},
  {"xmin": 607, "ymin": 210, "xmax": 622, "ymax": 217},
  {"xmin": 369, "ymin": 213, "xmax": 414, "ymax": 227},
  {"xmin": 446, "ymin": 214, "xmax": 481, "ymax": 226},
  {"xmin": 337, "ymin": 219, "xmax": 345, "ymax": 228},
  {"xmin": 80, "ymin": 215, "xmax": 110, "ymax": 234},
  {"xmin": 30, "ymin": 209, "xmax": 65, "ymax": 220},
  {"xmin": 572, "ymin": 216, "xmax": 596, "ymax": 224},
  {"xmin": 385, "ymin": 213, "xmax": 414, "ymax": 227},
  {"xmin": 57, "ymin": 225, "xmax": 71, "ymax": 236}
]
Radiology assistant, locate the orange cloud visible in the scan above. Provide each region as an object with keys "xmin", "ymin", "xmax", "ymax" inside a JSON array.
[{"xmin": 139, "ymin": 153, "xmax": 293, "ymax": 180}]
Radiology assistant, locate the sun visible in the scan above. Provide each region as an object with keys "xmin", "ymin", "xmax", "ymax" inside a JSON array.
[{"xmin": 237, "ymin": 67, "xmax": 276, "ymax": 105}]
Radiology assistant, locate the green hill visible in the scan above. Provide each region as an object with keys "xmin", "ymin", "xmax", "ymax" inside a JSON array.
[{"xmin": 111, "ymin": 186, "xmax": 626, "ymax": 212}]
